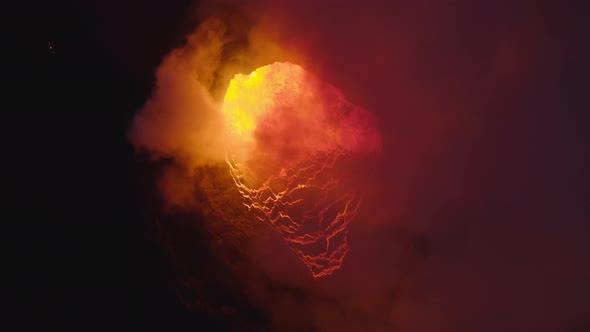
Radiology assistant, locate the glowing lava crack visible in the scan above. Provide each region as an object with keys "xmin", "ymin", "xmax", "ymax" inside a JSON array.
[{"xmin": 221, "ymin": 62, "xmax": 381, "ymax": 277}]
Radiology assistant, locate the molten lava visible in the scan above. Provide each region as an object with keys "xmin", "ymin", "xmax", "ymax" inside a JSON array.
[{"xmin": 222, "ymin": 62, "xmax": 380, "ymax": 277}]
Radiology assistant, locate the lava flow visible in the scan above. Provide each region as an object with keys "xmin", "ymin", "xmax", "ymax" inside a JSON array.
[{"xmin": 221, "ymin": 62, "xmax": 381, "ymax": 277}]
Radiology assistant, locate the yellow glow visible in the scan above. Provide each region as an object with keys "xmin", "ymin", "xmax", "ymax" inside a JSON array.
[
  {"xmin": 222, "ymin": 69, "xmax": 265, "ymax": 136},
  {"xmin": 221, "ymin": 63, "xmax": 304, "ymax": 137}
]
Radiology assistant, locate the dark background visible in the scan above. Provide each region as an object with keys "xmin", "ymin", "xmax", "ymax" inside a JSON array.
[
  {"xmin": 8, "ymin": 0, "xmax": 589, "ymax": 331},
  {"xmin": 10, "ymin": 0, "xmax": 205, "ymax": 330}
]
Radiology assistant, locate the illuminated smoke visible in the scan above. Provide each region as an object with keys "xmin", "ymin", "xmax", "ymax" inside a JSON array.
[
  {"xmin": 222, "ymin": 62, "xmax": 381, "ymax": 277},
  {"xmin": 129, "ymin": 16, "xmax": 380, "ymax": 278}
]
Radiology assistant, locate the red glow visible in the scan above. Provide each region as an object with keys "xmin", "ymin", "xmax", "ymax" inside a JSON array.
[{"xmin": 222, "ymin": 62, "xmax": 380, "ymax": 277}]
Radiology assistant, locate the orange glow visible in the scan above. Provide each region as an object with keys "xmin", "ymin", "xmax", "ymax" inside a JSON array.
[{"xmin": 221, "ymin": 62, "xmax": 380, "ymax": 277}]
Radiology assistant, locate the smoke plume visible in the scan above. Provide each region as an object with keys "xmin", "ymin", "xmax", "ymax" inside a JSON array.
[{"xmin": 127, "ymin": 1, "xmax": 589, "ymax": 331}]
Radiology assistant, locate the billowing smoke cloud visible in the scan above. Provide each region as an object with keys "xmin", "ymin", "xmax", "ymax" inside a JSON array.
[
  {"xmin": 126, "ymin": 1, "xmax": 589, "ymax": 331},
  {"xmin": 128, "ymin": 9, "xmax": 298, "ymax": 209},
  {"xmin": 129, "ymin": 20, "xmax": 225, "ymax": 167},
  {"xmin": 129, "ymin": 0, "xmax": 383, "ymax": 281}
]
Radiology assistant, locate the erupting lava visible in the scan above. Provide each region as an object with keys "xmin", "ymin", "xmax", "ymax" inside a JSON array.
[{"xmin": 222, "ymin": 62, "xmax": 380, "ymax": 277}]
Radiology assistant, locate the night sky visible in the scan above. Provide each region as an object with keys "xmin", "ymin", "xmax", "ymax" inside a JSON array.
[{"xmin": 9, "ymin": 0, "xmax": 590, "ymax": 331}]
